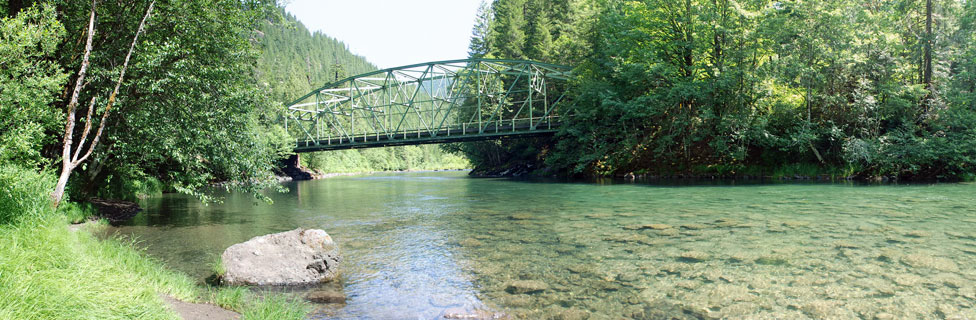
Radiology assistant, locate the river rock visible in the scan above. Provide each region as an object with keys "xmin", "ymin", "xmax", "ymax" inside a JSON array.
[
  {"xmin": 306, "ymin": 290, "xmax": 346, "ymax": 304},
  {"xmin": 678, "ymin": 251, "xmax": 710, "ymax": 263},
  {"xmin": 555, "ymin": 308, "xmax": 590, "ymax": 320},
  {"xmin": 905, "ymin": 230, "xmax": 932, "ymax": 238},
  {"xmin": 680, "ymin": 223, "xmax": 707, "ymax": 230},
  {"xmin": 442, "ymin": 308, "xmax": 507, "ymax": 320},
  {"xmin": 900, "ymin": 253, "xmax": 959, "ymax": 272},
  {"xmin": 644, "ymin": 224, "xmax": 673, "ymax": 230},
  {"xmin": 505, "ymin": 280, "xmax": 549, "ymax": 294},
  {"xmin": 221, "ymin": 228, "xmax": 341, "ymax": 285},
  {"xmin": 459, "ymin": 238, "xmax": 484, "ymax": 247}
]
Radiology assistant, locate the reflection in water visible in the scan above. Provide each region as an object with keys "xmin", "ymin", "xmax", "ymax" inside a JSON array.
[{"xmin": 106, "ymin": 172, "xmax": 976, "ymax": 319}]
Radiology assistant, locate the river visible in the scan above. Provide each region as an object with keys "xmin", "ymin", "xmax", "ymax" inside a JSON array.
[{"xmin": 105, "ymin": 171, "xmax": 976, "ymax": 319}]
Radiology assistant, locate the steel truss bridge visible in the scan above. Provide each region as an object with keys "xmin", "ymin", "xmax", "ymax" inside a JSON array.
[{"xmin": 284, "ymin": 59, "xmax": 573, "ymax": 152}]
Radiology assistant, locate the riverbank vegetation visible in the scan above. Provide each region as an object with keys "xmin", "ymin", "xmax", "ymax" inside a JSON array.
[
  {"xmin": 0, "ymin": 0, "xmax": 422, "ymax": 318},
  {"xmin": 462, "ymin": 0, "xmax": 976, "ymax": 180},
  {"xmin": 0, "ymin": 165, "xmax": 309, "ymax": 319}
]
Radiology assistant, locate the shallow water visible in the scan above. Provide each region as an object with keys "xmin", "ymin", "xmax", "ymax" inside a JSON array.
[{"xmin": 106, "ymin": 171, "xmax": 976, "ymax": 319}]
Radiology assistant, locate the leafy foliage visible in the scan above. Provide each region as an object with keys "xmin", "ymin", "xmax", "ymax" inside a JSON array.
[
  {"xmin": 464, "ymin": 0, "xmax": 976, "ymax": 180},
  {"xmin": 0, "ymin": 4, "xmax": 66, "ymax": 167}
]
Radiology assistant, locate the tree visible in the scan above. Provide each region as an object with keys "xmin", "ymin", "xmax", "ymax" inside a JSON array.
[
  {"xmin": 490, "ymin": 0, "xmax": 528, "ymax": 59},
  {"xmin": 469, "ymin": 0, "xmax": 493, "ymax": 59},
  {"xmin": 0, "ymin": 4, "xmax": 66, "ymax": 168},
  {"xmin": 524, "ymin": 0, "xmax": 554, "ymax": 61},
  {"xmin": 52, "ymin": 0, "xmax": 154, "ymax": 208}
]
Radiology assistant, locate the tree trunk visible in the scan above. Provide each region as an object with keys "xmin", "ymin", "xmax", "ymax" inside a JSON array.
[
  {"xmin": 6, "ymin": 0, "xmax": 23, "ymax": 17},
  {"xmin": 52, "ymin": 0, "xmax": 155, "ymax": 208},
  {"xmin": 923, "ymin": 0, "xmax": 933, "ymax": 109}
]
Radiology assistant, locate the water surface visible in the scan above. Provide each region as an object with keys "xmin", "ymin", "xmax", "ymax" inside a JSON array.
[{"xmin": 107, "ymin": 171, "xmax": 976, "ymax": 319}]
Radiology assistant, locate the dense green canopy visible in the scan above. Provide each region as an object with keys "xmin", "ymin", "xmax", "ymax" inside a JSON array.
[
  {"xmin": 461, "ymin": 0, "xmax": 976, "ymax": 180},
  {"xmin": 0, "ymin": 1, "xmax": 464, "ymax": 204}
]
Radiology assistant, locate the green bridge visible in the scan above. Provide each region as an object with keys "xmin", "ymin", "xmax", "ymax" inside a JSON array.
[{"xmin": 284, "ymin": 59, "xmax": 573, "ymax": 152}]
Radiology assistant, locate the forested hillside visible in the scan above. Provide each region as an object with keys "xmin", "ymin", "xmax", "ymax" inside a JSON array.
[
  {"xmin": 465, "ymin": 0, "xmax": 976, "ymax": 180},
  {"xmin": 256, "ymin": 12, "xmax": 468, "ymax": 174}
]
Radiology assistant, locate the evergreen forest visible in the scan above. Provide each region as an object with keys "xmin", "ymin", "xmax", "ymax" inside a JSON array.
[{"xmin": 461, "ymin": 0, "xmax": 976, "ymax": 180}]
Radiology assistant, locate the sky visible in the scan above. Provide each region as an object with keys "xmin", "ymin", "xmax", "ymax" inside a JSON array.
[{"xmin": 284, "ymin": 0, "xmax": 484, "ymax": 69}]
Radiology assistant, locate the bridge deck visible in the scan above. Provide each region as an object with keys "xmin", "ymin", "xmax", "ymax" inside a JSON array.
[{"xmin": 294, "ymin": 122, "xmax": 559, "ymax": 152}]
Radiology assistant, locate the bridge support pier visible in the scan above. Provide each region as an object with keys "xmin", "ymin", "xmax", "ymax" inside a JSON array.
[{"xmin": 278, "ymin": 154, "xmax": 314, "ymax": 181}]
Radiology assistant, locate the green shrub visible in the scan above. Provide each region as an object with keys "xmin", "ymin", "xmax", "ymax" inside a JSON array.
[{"xmin": 0, "ymin": 165, "xmax": 55, "ymax": 225}]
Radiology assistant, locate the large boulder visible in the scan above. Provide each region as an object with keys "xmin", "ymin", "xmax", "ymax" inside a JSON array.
[{"xmin": 221, "ymin": 228, "xmax": 341, "ymax": 285}]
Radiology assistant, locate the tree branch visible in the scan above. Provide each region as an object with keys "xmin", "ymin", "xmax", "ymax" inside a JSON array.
[
  {"xmin": 61, "ymin": 1, "xmax": 96, "ymax": 168},
  {"xmin": 77, "ymin": 0, "xmax": 155, "ymax": 164},
  {"xmin": 72, "ymin": 97, "xmax": 96, "ymax": 163}
]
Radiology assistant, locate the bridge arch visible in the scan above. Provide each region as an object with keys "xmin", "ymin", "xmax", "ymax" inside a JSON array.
[{"xmin": 284, "ymin": 59, "xmax": 573, "ymax": 152}]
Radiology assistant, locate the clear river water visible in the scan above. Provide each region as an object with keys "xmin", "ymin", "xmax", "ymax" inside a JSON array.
[{"xmin": 105, "ymin": 171, "xmax": 976, "ymax": 319}]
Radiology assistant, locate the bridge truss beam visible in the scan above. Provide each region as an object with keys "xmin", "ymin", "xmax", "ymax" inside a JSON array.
[{"xmin": 284, "ymin": 59, "xmax": 572, "ymax": 152}]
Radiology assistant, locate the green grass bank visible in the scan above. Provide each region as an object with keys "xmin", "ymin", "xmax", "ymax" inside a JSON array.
[{"xmin": 0, "ymin": 165, "xmax": 309, "ymax": 320}]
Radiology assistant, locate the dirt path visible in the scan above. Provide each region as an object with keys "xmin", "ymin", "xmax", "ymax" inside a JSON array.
[{"xmin": 161, "ymin": 295, "xmax": 240, "ymax": 320}]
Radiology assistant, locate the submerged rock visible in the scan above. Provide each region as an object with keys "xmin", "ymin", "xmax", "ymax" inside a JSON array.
[
  {"xmin": 555, "ymin": 308, "xmax": 590, "ymax": 320},
  {"xmin": 459, "ymin": 238, "xmax": 484, "ymax": 247},
  {"xmin": 656, "ymin": 229, "xmax": 680, "ymax": 237},
  {"xmin": 945, "ymin": 231, "xmax": 976, "ymax": 240},
  {"xmin": 505, "ymin": 280, "xmax": 549, "ymax": 294},
  {"xmin": 442, "ymin": 308, "xmax": 508, "ymax": 320},
  {"xmin": 900, "ymin": 253, "xmax": 959, "ymax": 272},
  {"xmin": 680, "ymin": 223, "xmax": 708, "ymax": 230},
  {"xmin": 644, "ymin": 224, "xmax": 674, "ymax": 230},
  {"xmin": 678, "ymin": 251, "xmax": 710, "ymax": 263},
  {"xmin": 905, "ymin": 230, "xmax": 932, "ymax": 238},
  {"xmin": 306, "ymin": 290, "xmax": 346, "ymax": 304},
  {"xmin": 221, "ymin": 228, "xmax": 341, "ymax": 286}
]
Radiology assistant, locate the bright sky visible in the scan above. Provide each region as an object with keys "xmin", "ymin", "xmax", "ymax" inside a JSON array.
[{"xmin": 284, "ymin": 0, "xmax": 483, "ymax": 69}]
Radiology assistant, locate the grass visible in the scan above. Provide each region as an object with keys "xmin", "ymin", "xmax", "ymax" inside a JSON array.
[
  {"xmin": 210, "ymin": 255, "xmax": 226, "ymax": 278},
  {"xmin": 0, "ymin": 215, "xmax": 312, "ymax": 320},
  {"xmin": 0, "ymin": 165, "xmax": 311, "ymax": 320},
  {"xmin": 209, "ymin": 286, "xmax": 310, "ymax": 319},
  {"xmin": 240, "ymin": 295, "xmax": 310, "ymax": 320},
  {"xmin": 0, "ymin": 216, "xmax": 197, "ymax": 320}
]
